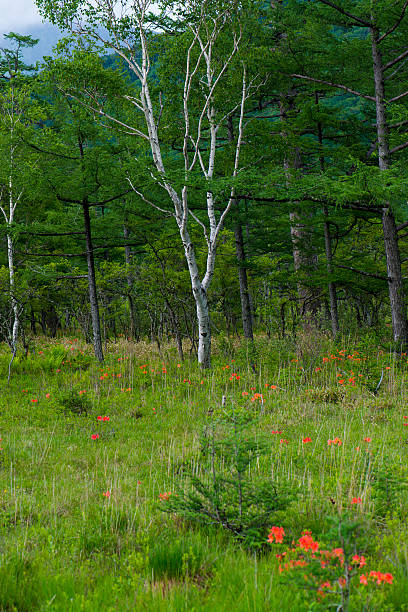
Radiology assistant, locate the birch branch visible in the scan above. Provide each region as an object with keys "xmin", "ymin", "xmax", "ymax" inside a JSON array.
[{"xmin": 127, "ymin": 176, "xmax": 175, "ymax": 217}]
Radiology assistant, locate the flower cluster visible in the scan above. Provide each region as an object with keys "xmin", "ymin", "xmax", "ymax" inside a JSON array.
[
  {"xmin": 268, "ymin": 527, "xmax": 394, "ymax": 599},
  {"xmin": 328, "ymin": 437, "xmax": 342, "ymax": 446},
  {"xmin": 268, "ymin": 526, "xmax": 285, "ymax": 543},
  {"xmin": 229, "ymin": 372, "xmax": 241, "ymax": 381},
  {"xmin": 360, "ymin": 571, "xmax": 393, "ymax": 585},
  {"xmin": 298, "ymin": 531, "xmax": 319, "ymax": 552}
]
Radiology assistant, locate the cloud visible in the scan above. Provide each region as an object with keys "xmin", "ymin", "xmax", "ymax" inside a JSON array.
[{"xmin": 0, "ymin": 0, "xmax": 44, "ymax": 32}]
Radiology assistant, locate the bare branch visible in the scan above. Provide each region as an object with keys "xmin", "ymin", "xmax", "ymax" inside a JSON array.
[
  {"xmin": 378, "ymin": 0, "xmax": 408, "ymax": 43},
  {"xmin": 291, "ymin": 74, "xmax": 375, "ymax": 101},
  {"xmin": 126, "ymin": 175, "xmax": 175, "ymax": 217},
  {"xmin": 316, "ymin": 0, "xmax": 372, "ymax": 27},
  {"xmin": 390, "ymin": 140, "xmax": 408, "ymax": 154},
  {"xmin": 335, "ymin": 263, "xmax": 390, "ymax": 281},
  {"xmin": 389, "ymin": 90, "xmax": 408, "ymax": 103},
  {"xmin": 397, "ymin": 220, "xmax": 408, "ymax": 232},
  {"xmin": 383, "ymin": 47, "xmax": 408, "ymax": 71}
]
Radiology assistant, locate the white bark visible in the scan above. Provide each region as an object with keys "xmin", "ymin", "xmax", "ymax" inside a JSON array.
[
  {"xmin": 0, "ymin": 116, "xmax": 22, "ymax": 357},
  {"xmin": 46, "ymin": 0, "xmax": 256, "ymax": 367}
]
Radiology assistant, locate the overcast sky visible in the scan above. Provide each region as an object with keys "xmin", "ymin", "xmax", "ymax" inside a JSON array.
[{"xmin": 0, "ymin": 0, "xmax": 46, "ymax": 32}]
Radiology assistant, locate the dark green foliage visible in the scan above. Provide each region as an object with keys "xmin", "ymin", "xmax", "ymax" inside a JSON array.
[
  {"xmin": 163, "ymin": 412, "xmax": 296, "ymax": 548},
  {"xmin": 371, "ymin": 464, "xmax": 408, "ymax": 519},
  {"xmin": 58, "ymin": 388, "xmax": 92, "ymax": 416}
]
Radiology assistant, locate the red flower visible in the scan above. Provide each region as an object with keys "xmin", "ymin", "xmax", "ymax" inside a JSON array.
[
  {"xmin": 360, "ymin": 574, "xmax": 368, "ymax": 585},
  {"xmin": 159, "ymin": 492, "xmax": 172, "ymax": 501},
  {"xmin": 102, "ymin": 491, "xmax": 110, "ymax": 497},
  {"xmin": 351, "ymin": 497, "xmax": 362, "ymax": 504},
  {"xmin": 91, "ymin": 434, "xmax": 99, "ymax": 440},
  {"xmin": 352, "ymin": 555, "xmax": 366, "ymax": 568},
  {"xmin": 298, "ymin": 533, "xmax": 319, "ymax": 552},
  {"xmin": 363, "ymin": 437, "xmax": 371, "ymax": 442},
  {"xmin": 302, "ymin": 437, "xmax": 312, "ymax": 443},
  {"xmin": 31, "ymin": 399, "xmax": 38, "ymax": 403},
  {"xmin": 97, "ymin": 416, "xmax": 103, "ymax": 421},
  {"xmin": 267, "ymin": 526, "xmax": 285, "ymax": 544},
  {"xmin": 328, "ymin": 437, "xmax": 342, "ymax": 446},
  {"xmin": 280, "ymin": 439, "xmax": 289, "ymax": 444},
  {"xmin": 102, "ymin": 416, "xmax": 110, "ymax": 422}
]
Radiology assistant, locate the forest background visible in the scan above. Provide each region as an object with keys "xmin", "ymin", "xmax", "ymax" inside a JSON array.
[
  {"xmin": 1, "ymin": 1, "xmax": 408, "ymax": 610},
  {"xmin": 2, "ymin": 0, "xmax": 408, "ymax": 363}
]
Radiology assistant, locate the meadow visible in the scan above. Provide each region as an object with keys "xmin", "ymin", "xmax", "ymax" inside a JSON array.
[{"xmin": 1, "ymin": 332, "xmax": 408, "ymax": 611}]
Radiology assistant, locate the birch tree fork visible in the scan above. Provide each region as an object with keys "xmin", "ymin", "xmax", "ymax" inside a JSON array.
[{"xmin": 37, "ymin": 0, "xmax": 258, "ymax": 367}]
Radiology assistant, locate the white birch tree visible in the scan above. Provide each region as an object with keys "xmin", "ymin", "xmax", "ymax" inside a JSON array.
[
  {"xmin": 36, "ymin": 0, "xmax": 260, "ymax": 367},
  {"xmin": 0, "ymin": 34, "xmax": 39, "ymax": 376}
]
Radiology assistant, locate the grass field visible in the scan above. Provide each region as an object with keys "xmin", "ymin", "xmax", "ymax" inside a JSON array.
[{"xmin": 1, "ymin": 333, "xmax": 408, "ymax": 611}]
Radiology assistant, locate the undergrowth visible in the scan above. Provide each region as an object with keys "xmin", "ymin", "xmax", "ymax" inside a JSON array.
[{"xmin": 0, "ymin": 333, "xmax": 407, "ymax": 610}]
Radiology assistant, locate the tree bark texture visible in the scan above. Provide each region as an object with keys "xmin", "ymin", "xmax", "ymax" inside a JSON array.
[
  {"xmin": 234, "ymin": 214, "xmax": 254, "ymax": 341},
  {"xmin": 371, "ymin": 28, "xmax": 408, "ymax": 345},
  {"xmin": 323, "ymin": 210, "xmax": 339, "ymax": 336},
  {"xmin": 83, "ymin": 202, "xmax": 104, "ymax": 362}
]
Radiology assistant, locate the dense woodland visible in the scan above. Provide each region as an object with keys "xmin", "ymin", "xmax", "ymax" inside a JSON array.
[{"xmin": 2, "ymin": 0, "xmax": 408, "ymax": 365}]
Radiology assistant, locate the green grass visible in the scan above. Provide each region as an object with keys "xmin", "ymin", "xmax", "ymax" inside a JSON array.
[{"xmin": 0, "ymin": 333, "xmax": 408, "ymax": 610}]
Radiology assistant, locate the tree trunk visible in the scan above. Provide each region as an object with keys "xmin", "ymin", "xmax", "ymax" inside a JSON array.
[
  {"xmin": 316, "ymin": 93, "xmax": 339, "ymax": 337},
  {"xmin": 289, "ymin": 210, "xmax": 320, "ymax": 318},
  {"xmin": 234, "ymin": 214, "xmax": 253, "ymax": 341},
  {"xmin": 180, "ymin": 222, "xmax": 212, "ymax": 368},
  {"xmin": 7, "ymin": 232, "xmax": 19, "ymax": 352},
  {"xmin": 124, "ymin": 222, "xmax": 137, "ymax": 339},
  {"xmin": 323, "ymin": 210, "xmax": 339, "ymax": 337},
  {"xmin": 83, "ymin": 201, "xmax": 104, "ymax": 362},
  {"xmin": 280, "ymin": 95, "xmax": 320, "ymax": 320},
  {"xmin": 195, "ymin": 288, "xmax": 211, "ymax": 368},
  {"xmin": 371, "ymin": 29, "xmax": 408, "ymax": 345}
]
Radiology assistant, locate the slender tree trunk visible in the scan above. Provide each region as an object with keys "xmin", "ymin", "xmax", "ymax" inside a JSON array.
[
  {"xmin": 195, "ymin": 288, "xmax": 211, "ymax": 368},
  {"xmin": 7, "ymin": 232, "xmax": 19, "ymax": 352},
  {"xmin": 123, "ymin": 223, "xmax": 137, "ymax": 339},
  {"xmin": 371, "ymin": 28, "xmax": 408, "ymax": 345},
  {"xmin": 316, "ymin": 92, "xmax": 339, "ymax": 336},
  {"xmin": 227, "ymin": 115, "xmax": 254, "ymax": 340},
  {"xmin": 180, "ymin": 222, "xmax": 212, "ymax": 368},
  {"xmin": 82, "ymin": 201, "xmax": 104, "ymax": 362},
  {"xmin": 280, "ymin": 95, "xmax": 320, "ymax": 320},
  {"xmin": 323, "ymin": 210, "xmax": 339, "ymax": 336},
  {"xmin": 234, "ymin": 212, "xmax": 254, "ymax": 341}
]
